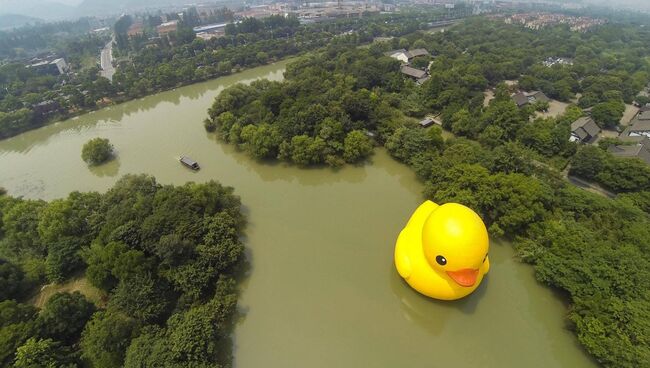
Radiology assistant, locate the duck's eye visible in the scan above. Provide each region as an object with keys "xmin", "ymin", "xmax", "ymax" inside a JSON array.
[
  {"xmin": 435, "ymin": 255, "xmax": 447, "ymax": 266},
  {"xmin": 483, "ymin": 253, "xmax": 488, "ymax": 263}
]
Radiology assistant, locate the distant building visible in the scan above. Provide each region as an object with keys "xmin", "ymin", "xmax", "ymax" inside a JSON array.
[
  {"xmin": 193, "ymin": 22, "xmax": 238, "ymax": 34},
  {"xmin": 511, "ymin": 92, "xmax": 529, "ymax": 108},
  {"xmin": 127, "ymin": 22, "xmax": 144, "ymax": 37},
  {"xmin": 419, "ymin": 118, "xmax": 434, "ymax": 128},
  {"xmin": 156, "ymin": 20, "xmax": 178, "ymax": 36},
  {"xmin": 608, "ymin": 137, "xmax": 650, "ymax": 165},
  {"xmin": 196, "ymin": 32, "xmax": 223, "ymax": 40},
  {"xmin": 400, "ymin": 65, "xmax": 427, "ymax": 80},
  {"xmin": 385, "ymin": 49, "xmax": 409, "ymax": 63},
  {"xmin": 50, "ymin": 58, "xmax": 69, "ymax": 74},
  {"xmin": 542, "ymin": 57, "xmax": 574, "ymax": 67},
  {"xmin": 408, "ymin": 49, "xmax": 430, "ymax": 58},
  {"xmin": 511, "ymin": 90, "xmax": 550, "ymax": 108},
  {"xmin": 32, "ymin": 100, "xmax": 60, "ymax": 116},
  {"xmin": 416, "ymin": 76, "xmax": 429, "ymax": 86},
  {"xmin": 418, "ymin": 116, "xmax": 442, "ymax": 128},
  {"xmin": 28, "ymin": 58, "xmax": 69, "ymax": 75},
  {"xmin": 570, "ymin": 116, "xmax": 600, "ymax": 143},
  {"xmin": 384, "ymin": 48, "xmax": 431, "ymax": 64},
  {"xmin": 373, "ymin": 37, "xmax": 394, "ymax": 43}
]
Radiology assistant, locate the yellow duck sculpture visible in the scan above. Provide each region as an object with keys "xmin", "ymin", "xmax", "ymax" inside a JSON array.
[{"xmin": 394, "ymin": 201, "xmax": 490, "ymax": 301}]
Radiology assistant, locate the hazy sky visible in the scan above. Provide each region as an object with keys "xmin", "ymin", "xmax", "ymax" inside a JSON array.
[{"xmin": 0, "ymin": 0, "xmax": 82, "ymax": 4}]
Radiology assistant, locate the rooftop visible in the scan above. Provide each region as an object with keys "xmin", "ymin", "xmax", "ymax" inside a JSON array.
[
  {"xmin": 384, "ymin": 49, "xmax": 407, "ymax": 57},
  {"xmin": 621, "ymin": 110, "xmax": 650, "ymax": 137},
  {"xmin": 400, "ymin": 65, "xmax": 427, "ymax": 79},
  {"xmin": 608, "ymin": 137, "xmax": 650, "ymax": 165},
  {"xmin": 511, "ymin": 92, "xmax": 528, "ymax": 107},
  {"xmin": 571, "ymin": 116, "xmax": 600, "ymax": 142},
  {"xmin": 407, "ymin": 48, "xmax": 430, "ymax": 58},
  {"xmin": 637, "ymin": 110, "xmax": 650, "ymax": 121}
]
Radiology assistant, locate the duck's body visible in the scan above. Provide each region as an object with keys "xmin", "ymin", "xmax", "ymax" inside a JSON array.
[{"xmin": 394, "ymin": 201, "xmax": 490, "ymax": 301}]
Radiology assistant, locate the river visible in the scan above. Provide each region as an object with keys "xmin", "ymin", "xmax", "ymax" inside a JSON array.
[{"xmin": 0, "ymin": 60, "xmax": 597, "ymax": 368}]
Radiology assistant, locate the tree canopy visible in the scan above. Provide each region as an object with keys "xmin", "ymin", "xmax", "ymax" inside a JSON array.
[
  {"xmin": 0, "ymin": 175, "xmax": 246, "ymax": 367},
  {"xmin": 81, "ymin": 138, "xmax": 114, "ymax": 166}
]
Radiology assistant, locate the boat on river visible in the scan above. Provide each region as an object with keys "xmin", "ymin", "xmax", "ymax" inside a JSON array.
[{"xmin": 179, "ymin": 156, "xmax": 200, "ymax": 170}]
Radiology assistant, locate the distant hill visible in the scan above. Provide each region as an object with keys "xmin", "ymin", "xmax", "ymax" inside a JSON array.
[
  {"xmin": 0, "ymin": 14, "xmax": 43, "ymax": 30},
  {"xmin": 0, "ymin": 0, "xmax": 76, "ymax": 20},
  {"xmin": 75, "ymin": 0, "xmax": 192, "ymax": 16},
  {"xmin": 0, "ymin": 0, "xmax": 201, "ymax": 20}
]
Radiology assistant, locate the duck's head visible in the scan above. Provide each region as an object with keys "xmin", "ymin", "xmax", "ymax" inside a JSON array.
[{"xmin": 422, "ymin": 203, "xmax": 489, "ymax": 288}]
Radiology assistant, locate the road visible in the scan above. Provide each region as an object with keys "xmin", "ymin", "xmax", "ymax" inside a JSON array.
[{"xmin": 100, "ymin": 39, "xmax": 115, "ymax": 81}]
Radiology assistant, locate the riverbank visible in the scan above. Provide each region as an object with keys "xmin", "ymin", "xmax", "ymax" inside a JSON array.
[{"xmin": 0, "ymin": 55, "xmax": 300, "ymax": 142}]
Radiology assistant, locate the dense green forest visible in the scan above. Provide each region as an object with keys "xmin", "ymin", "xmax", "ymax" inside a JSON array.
[
  {"xmin": 207, "ymin": 17, "xmax": 650, "ymax": 166},
  {"xmin": 0, "ymin": 175, "xmax": 246, "ymax": 367},
  {"xmin": 0, "ymin": 25, "xmax": 109, "ymax": 139},
  {"xmin": 0, "ymin": 8, "xmax": 465, "ymax": 140},
  {"xmin": 0, "ymin": 18, "xmax": 109, "ymax": 60},
  {"xmin": 204, "ymin": 18, "xmax": 650, "ymax": 367}
]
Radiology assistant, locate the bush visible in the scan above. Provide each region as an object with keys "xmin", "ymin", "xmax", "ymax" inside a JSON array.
[{"xmin": 81, "ymin": 138, "xmax": 114, "ymax": 166}]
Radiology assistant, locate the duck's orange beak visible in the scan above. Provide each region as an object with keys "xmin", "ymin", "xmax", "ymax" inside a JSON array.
[{"xmin": 446, "ymin": 269, "xmax": 479, "ymax": 287}]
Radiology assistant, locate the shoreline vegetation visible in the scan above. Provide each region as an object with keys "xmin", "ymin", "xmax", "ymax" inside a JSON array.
[
  {"xmin": 0, "ymin": 176, "xmax": 246, "ymax": 367},
  {"xmin": 204, "ymin": 18, "xmax": 650, "ymax": 367},
  {"xmin": 81, "ymin": 138, "xmax": 114, "ymax": 166},
  {"xmin": 0, "ymin": 8, "xmax": 469, "ymax": 140}
]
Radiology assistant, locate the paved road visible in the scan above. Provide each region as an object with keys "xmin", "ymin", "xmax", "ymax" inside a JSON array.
[{"xmin": 100, "ymin": 39, "xmax": 115, "ymax": 81}]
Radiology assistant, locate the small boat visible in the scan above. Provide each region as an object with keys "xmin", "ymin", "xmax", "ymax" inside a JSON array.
[{"xmin": 179, "ymin": 156, "xmax": 200, "ymax": 170}]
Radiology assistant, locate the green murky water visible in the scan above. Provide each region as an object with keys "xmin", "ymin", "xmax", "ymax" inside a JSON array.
[{"xmin": 0, "ymin": 60, "xmax": 596, "ymax": 368}]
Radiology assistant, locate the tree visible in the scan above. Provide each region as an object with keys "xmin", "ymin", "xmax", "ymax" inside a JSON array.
[
  {"xmin": 13, "ymin": 338, "xmax": 77, "ymax": 368},
  {"xmin": 385, "ymin": 126, "xmax": 442, "ymax": 163},
  {"xmin": 81, "ymin": 138, "xmax": 114, "ymax": 166},
  {"xmin": 84, "ymin": 242, "xmax": 152, "ymax": 292},
  {"xmin": 123, "ymin": 326, "xmax": 173, "ymax": 368},
  {"xmin": 239, "ymin": 124, "xmax": 283, "ymax": 159},
  {"xmin": 166, "ymin": 278, "xmax": 237, "ymax": 365},
  {"xmin": 450, "ymin": 108, "xmax": 480, "ymax": 138},
  {"xmin": 0, "ymin": 301, "xmax": 37, "ymax": 328},
  {"xmin": 45, "ymin": 238, "xmax": 84, "ymax": 282},
  {"xmin": 0, "ymin": 260, "xmax": 24, "ymax": 301},
  {"xmin": 108, "ymin": 274, "xmax": 172, "ymax": 323},
  {"xmin": 570, "ymin": 145, "xmax": 606, "ymax": 180},
  {"xmin": 80, "ymin": 311, "xmax": 136, "ymax": 368},
  {"xmin": 0, "ymin": 301, "xmax": 39, "ymax": 366},
  {"xmin": 1, "ymin": 200, "xmax": 46, "ymax": 259},
  {"xmin": 38, "ymin": 292, "xmax": 95, "ymax": 344},
  {"xmin": 256, "ymin": 51, "xmax": 268, "ymax": 64},
  {"xmin": 591, "ymin": 100, "xmax": 625, "ymax": 128},
  {"xmin": 343, "ymin": 130, "xmax": 373, "ymax": 163},
  {"xmin": 635, "ymin": 95, "xmax": 650, "ymax": 107}
]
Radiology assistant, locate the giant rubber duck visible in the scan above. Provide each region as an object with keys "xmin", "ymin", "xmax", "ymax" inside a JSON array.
[{"xmin": 394, "ymin": 201, "xmax": 490, "ymax": 301}]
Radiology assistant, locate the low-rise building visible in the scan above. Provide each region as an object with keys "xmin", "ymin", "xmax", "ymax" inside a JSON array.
[
  {"xmin": 156, "ymin": 20, "xmax": 179, "ymax": 37},
  {"xmin": 570, "ymin": 116, "xmax": 600, "ymax": 143},
  {"xmin": 608, "ymin": 137, "xmax": 650, "ymax": 165},
  {"xmin": 127, "ymin": 22, "xmax": 145, "ymax": 37},
  {"xmin": 419, "ymin": 118, "xmax": 434, "ymax": 128},
  {"xmin": 511, "ymin": 90, "xmax": 550, "ymax": 108},
  {"xmin": 418, "ymin": 116, "xmax": 442, "ymax": 128},
  {"xmin": 384, "ymin": 48, "xmax": 431, "ymax": 64},
  {"xmin": 621, "ymin": 110, "xmax": 650, "ymax": 138},
  {"xmin": 50, "ymin": 58, "xmax": 69, "ymax": 74},
  {"xmin": 32, "ymin": 100, "xmax": 60, "ymax": 116},
  {"xmin": 400, "ymin": 65, "xmax": 427, "ymax": 80},
  {"xmin": 385, "ymin": 49, "xmax": 409, "ymax": 63},
  {"xmin": 193, "ymin": 22, "xmax": 236, "ymax": 34},
  {"xmin": 28, "ymin": 58, "xmax": 69, "ymax": 75}
]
